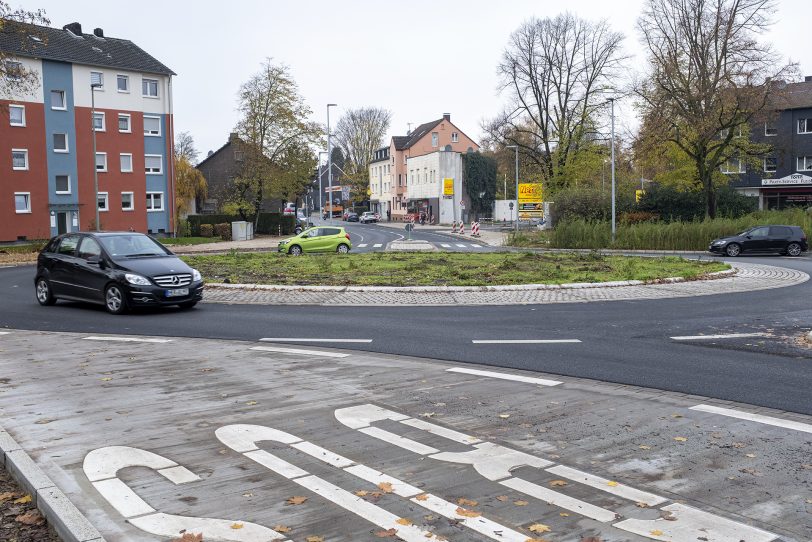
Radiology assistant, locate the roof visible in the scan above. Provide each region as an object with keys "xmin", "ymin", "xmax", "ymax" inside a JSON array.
[
  {"xmin": 0, "ymin": 21, "xmax": 175, "ymax": 75},
  {"xmin": 402, "ymin": 119, "xmax": 444, "ymax": 149},
  {"xmin": 195, "ymin": 139, "xmax": 234, "ymax": 169},
  {"xmin": 392, "ymin": 136, "xmax": 410, "ymax": 150},
  {"xmin": 772, "ymin": 80, "xmax": 812, "ymax": 110}
]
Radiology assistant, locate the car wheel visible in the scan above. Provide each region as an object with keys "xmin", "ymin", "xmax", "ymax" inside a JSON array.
[
  {"xmin": 288, "ymin": 245, "xmax": 303, "ymax": 256},
  {"xmin": 786, "ymin": 242, "xmax": 802, "ymax": 257},
  {"xmin": 35, "ymin": 278, "xmax": 56, "ymax": 306},
  {"xmin": 177, "ymin": 301, "xmax": 198, "ymax": 310},
  {"xmin": 725, "ymin": 243, "xmax": 741, "ymax": 257},
  {"xmin": 336, "ymin": 243, "xmax": 350, "ymax": 254},
  {"xmin": 104, "ymin": 284, "xmax": 128, "ymax": 315}
]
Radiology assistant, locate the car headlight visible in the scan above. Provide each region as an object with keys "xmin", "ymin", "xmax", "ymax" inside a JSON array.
[
  {"xmin": 712, "ymin": 240, "xmax": 725, "ymax": 245},
  {"xmin": 125, "ymin": 273, "xmax": 151, "ymax": 286},
  {"xmin": 192, "ymin": 269, "xmax": 202, "ymax": 282}
]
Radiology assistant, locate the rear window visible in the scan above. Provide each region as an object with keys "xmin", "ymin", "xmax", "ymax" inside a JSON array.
[
  {"xmin": 769, "ymin": 226, "xmax": 792, "ymax": 237},
  {"xmin": 323, "ymin": 228, "xmax": 341, "ymax": 236}
]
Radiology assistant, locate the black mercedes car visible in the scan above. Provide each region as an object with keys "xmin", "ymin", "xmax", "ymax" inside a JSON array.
[
  {"xmin": 708, "ymin": 225, "xmax": 807, "ymax": 257},
  {"xmin": 35, "ymin": 232, "xmax": 203, "ymax": 314}
]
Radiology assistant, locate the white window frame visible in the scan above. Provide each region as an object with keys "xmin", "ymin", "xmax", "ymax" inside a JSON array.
[
  {"xmin": 451, "ymin": 132, "xmax": 459, "ymax": 143},
  {"xmin": 97, "ymin": 192, "xmax": 109, "ymax": 212},
  {"xmin": 121, "ymin": 191, "xmax": 134, "ymax": 211},
  {"xmin": 146, "ymin": 191, "xmax": 164, "ymax": 212},
  {"xmin": 720, "ymin": 157, "xmax": 745, "ymax": 174},
  {"xmin": 120, "ymin": 153, "xmax": 133, "ymax": 173},
  {"xmin": 145, "ymin": 154, "xmax": 163, "ymax": 174},
  {"xmin": 14, "ymin": 192, "xmax": 31, "ymax": 213},
  {"xmin": 763, "ymin": 157, "xmax": 777, "ymax": 173},
  {"xmin": 50, "ymin": 90, "xmax": 66, "ymax": 110},
  {"xmin": 798, "ymin": 156, "xmax": 812, "ymax": 172},
  {"xmin": 118, "ymin": 113, "xmax": 131, "ymax": 133},
  {"xmin": 798, "ymin": 119, "xmax": 812, "ymax": 134},
  {"xmin": 92, "ymin": 111, "xmax": 106, "ymax": 132},
  {"xmin": 141, "ymin": 77, "xmax": 159, "ymax": 98},
  {"xmin": 9, "ymin": 104, "xmax": 25, "ymax": 126},
  {"xmin": 764, "ymin": 122, "xmax": 777, "ymax": 137},
  {"xmin": 55, "ymin": 174, "xmax": 71, "ymax": 194},
  {"xmin": 11, "ymin": 148, "xmax": 28, "ymax": 170},
  {"xmin": 431, "ymin": 132, "xmax": 439, "ymax": 147},
  {"xmin": 95, "ymin": 152, "xmax": 107, "ymax": 172},
  {"xmin": 143, "ymin": 115, "xmax": 161, "ymax": 136},
  {"xmin": 53, "ymin": 132, "xmax": 69, "ymax": 153},
  {"xmin": 90, "ymin": 71, "xmax": 104, "ymax": 90},
  {"xmin": 116, "ymin": 74, "xmax": 129, "ymax": 93}
]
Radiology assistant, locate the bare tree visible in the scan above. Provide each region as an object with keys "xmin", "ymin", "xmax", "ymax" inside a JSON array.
[
  {"xmin": 0, "ymin": 3, "xmax": 49, "ymax": 98},
  {"xmin": 637, "ymin": 0, "xmax": 796, "ymax": 218},
  {"xmin": 334, "ymin": 107, "xmax": 392, "ymax": 175},
  {"xmin": 483, "ymin": 13, "xmax": 625, "ymax": 191},
  {"xmin": 174, "ymin": 131, "xmax": 198, "ymax": 164}
]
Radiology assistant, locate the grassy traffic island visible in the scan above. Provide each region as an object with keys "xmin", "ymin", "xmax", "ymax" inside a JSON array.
[{"xmin": 182, "ymin": 251, "xmax": 730, "ymax": 287}]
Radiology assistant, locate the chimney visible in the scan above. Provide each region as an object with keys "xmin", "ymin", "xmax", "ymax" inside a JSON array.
[
  {"xmin": 229, "ymin": 132, "xmax": 239, "ymax": 143},
  {"xmin": 805, "ymin": 76, "xmax": 812, "ymax": 83},
  {"xmin": 207, "ymin": 150, "xmax": 214, "ymax": 157},
  {"xmin": 63, "ymin": 22, "xmax": 82, "ymax": 35},
  {"xmin": 442, "ymin": 113, "xmax": 451, "ymax": 121},
  {"xmin": 93, "ymin": 28, "xmax": 104, "ymax": 38}
]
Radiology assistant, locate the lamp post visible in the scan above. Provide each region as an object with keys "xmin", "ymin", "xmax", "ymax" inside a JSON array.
[
  {"xmin": 318, "ymin": 150, "xmax": 328, "ymax": 218},
  {"xmin": 506, "ymin": 145, "xmax": 519, "ymax": 231},
  {"xmin": 91, "ymin": 80, "xmax": 103, "ymax": 231},
  {"xmin": 327, "ymin": 103, "xmax": 337, "ymax": 224},
  {"xmin": 608, "ymin": 97, "xmax": 616, "ymax": 242}
]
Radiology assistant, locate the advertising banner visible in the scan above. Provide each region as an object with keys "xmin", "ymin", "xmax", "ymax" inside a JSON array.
[{"xmin": 443, "ymin": 178, "xmax": 454, "ymax": 198}]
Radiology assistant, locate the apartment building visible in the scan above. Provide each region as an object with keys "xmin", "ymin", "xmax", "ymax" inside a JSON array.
[
  {"xmin": 0, "ymin": 21, "xmax": 175, "ymax": 241},
  {"xmin": 369, "ymin": 113, "xmax": 478, "ymax": 220},
  {"xmin": 730, "ymin": 78, "xmax": 812, "ymax": 209}
]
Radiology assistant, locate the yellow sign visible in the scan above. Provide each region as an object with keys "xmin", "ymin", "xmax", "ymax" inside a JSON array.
[
  {"xmin": 443, "ymin": 178, "xmax": 454, "ymax": 196},
  {"xmin": 635, "ymin": 189, "xmax": 645, "ymax": 202},
  {"xmin": 518, "ymin": 183, "xmax": 543, "ymax": 204}
]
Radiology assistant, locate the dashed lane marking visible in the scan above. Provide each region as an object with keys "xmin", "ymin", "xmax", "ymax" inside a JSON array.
[
  {"xmin": 373, "ymin": 243, "xmax": 383, "ymax": 248},
  {"xmin": 470, "ymin": 244, "xmax": 481, "ymax": 248},
  {"xmin": 455, "ymin": 243, "xmax": 466, "ymax": 247},
  {"xmin": 249, "ymin": 346, "xmax": 350, "ymax": 358},
  {"xmin": 357, "ymin": 243, "xmax": 368, "ymax": 247},
  {"xmin": 83, "ymin": 336, "xmax": 172, "ymax": 343},
  {"xmin": 472, "ymin": 339, "xmax": 582, "ymax": 344},
  {"xmin": 259, "ymin": 338, "xmax": 373, "ymax": 343},
  {"xmin": 440, "ymin": 243, "xmax": 451, "ymax": 248},
  {"xmin": 0, "ymin": 331, "xmax": 10, "ymax": 335},
  {"xmin": 670, "ymin": 333, "xmax": 768, "ymax": 341},
  {"xmin": 545, "ymin": 465, "xmax": 667, "ymax": 506},
  {"xmin": 690, "ymin": 404, "xmax": 812, "ymax": 434},
  {"xmin": 446, "ymin": 367, "xmax": 562, "ymax": 387}
]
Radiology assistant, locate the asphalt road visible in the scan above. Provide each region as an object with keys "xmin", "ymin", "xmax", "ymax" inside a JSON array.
[
  {"xmin": 336, "ymin": 220, "xmax": 496, "ymax": 252},
  {"xmin": 2, "ymin": 254, "xmax": 811, "ymax": 415}
]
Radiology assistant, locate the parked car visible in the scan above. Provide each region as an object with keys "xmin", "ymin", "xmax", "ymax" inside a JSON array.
[
  {"xmin": 294, "ymin": 213, "xmax": 313, "ymax": 234},
  {"xmin": 346, "ymin": 212, "xmax": 359, "ymax": 222},
  {"xmin": 359, "ymin": 212, "xmax": 378, "ymax": 224},
  {"xmin": 708, "ymin": 225, "xmax": 807, "ymax": 257},
  {"xmin": 278, "ymin": 227, "xmax": 352, "ymax": 255},
  {"xmin": 35, "ymin": 232, "xmax": 204, "ymax": 315}
]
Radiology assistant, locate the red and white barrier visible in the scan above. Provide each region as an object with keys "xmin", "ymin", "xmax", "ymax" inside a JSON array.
[
  {"xmin": 459, "ymin": 221, "xmax": 465, "ymax": 235},
  {"xmin": 471, "ymin": 222, "xmax": 480, "ymax": 236},
  {"xmin": 451, "ymin": 221, "xmax": 458, "ymax": 233}
]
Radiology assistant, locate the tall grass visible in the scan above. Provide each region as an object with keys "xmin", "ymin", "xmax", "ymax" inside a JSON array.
[{"xmin": 543, "ymin": 209, "xmax": 812, "ymax": 250}]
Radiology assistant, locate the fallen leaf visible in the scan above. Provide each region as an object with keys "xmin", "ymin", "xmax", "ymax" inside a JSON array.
[
  {"xmin": 650, "ymin": 530, "xmax": 664, "ymax": 536},
  {"xmin": 273, "ymin": 525, "xmax": 292, "ymax": 533},
  {"xmin": 638, "ymin": 445, "xmax": 651, "ymax": 450},
  {"xmin": 498, "ymin": 413, "xmax": 511, "ymax": 419},
  {"xmin": 34, "ymin": 419, "xmax": 53, "ymax": 425},
  {"xmin": 529, "ymin": 523, "xmax": 551, "ymax": 533},
  {"xmin": 375, "ymin": 528, "xmax": 398, "ymax": 538},
  {"xmin": 559, "ymin": 512, "xmax": 569, "ymax": 517},
  {"xmin": 415, "ymin": 493, "xmax": 429, "ymax": 501},
  {"xmin": 100, "ymin": 377, "xmax": 112, "ymax": 382},
  {"xmin": 457, "ymin": 498, "xmax": 478, "ymax": 506},
  {"xmin": 377, "ymin": 482, "xmax": 394, "ymax": 494},
  {"xmin": 396, "ymin": 518, "xmax": 413, "ymax": 525},
  {"xmin": 286, "ymin": 496, "xmax": 308, "ymax": 505},
  {"xmin": 549, "ymin": 480, "xmax": 568, "ymax": 487},
  {"xmin": 606, "ymin": 481, "xmax": 619, "ymax": 487},
  {"xmin": 246, "ymin": 401, "xmax": 257, "ymax": 406},
  {"xmin": 513, "ymin": 500, "xmax": 529, "ymax": 506},
  {"xmin": 673, "ymin": 436, "xmax": 688, "ymax": 442},
  {"xmin": 419, "ymin": 412, "xmax": 436, "ymax": 418},
  {"xmin": 242, "ymin": 492, "xmax": 253, "ymax": 498},
  {"xmin": 171, "ymin": 534, "xmax": 203, "ymax": 542},
  {"xmin": 13, "ymin": 494, "xmax": 32, "ymax": 504},
  {"xmin": 495, "ymin": 495, "xmax": 508, "ymax": 502},
  {"xmin": 231, "ymin": 523, "xmax": 244, "ymax": 530},
  {"xmin": 455, "ymin": 506, "xmax": 481, "ymax": 517},
  {"xmin": 0, "ymin": 492, "xmax": 15, "ymax": 502},
  {"xmin": 15, "ymin": 510, "xmax": 44, "ymax": 526},
  {"xmin": 306, "ymin": 537, "xmax": 324, "ymax": 542},
  {"xmin": 671, "ymin": 413, "xmax": 683, "ymax": 418},
  {"xmin": 745, "ymin": 453, "xmax": 756, "ymax": 458},
  {"xmin": 354, "ymin": 490, "xmax": 369, "ymax": 497},
  {"xmin": 635, "ymin": 501, "xmax": 649, "ymax": 508}
]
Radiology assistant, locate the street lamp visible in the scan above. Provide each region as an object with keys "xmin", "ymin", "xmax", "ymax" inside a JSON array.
[
  {"xmin": 318, "ymin": 150, "xmax": 328, "ymax": 218},
  {"xmin": 608, "ymin": 97, "xmax": 616, "ymax": 242},
  {"xmin": 326, "ymin": 103, "xmax": 337, "ymax": 224},
  {"xmin": 91, "ymin": 79, "xmax": 103, "ymax": 231},
  {"xmin": 506, "ymin": 145, "xmax": 519, "ymax": 231}
]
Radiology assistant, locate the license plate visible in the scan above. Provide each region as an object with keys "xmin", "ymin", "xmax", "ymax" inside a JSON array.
[{"xmin": 165, "ymin": 288, "xmax": 189, "ymax": 298}]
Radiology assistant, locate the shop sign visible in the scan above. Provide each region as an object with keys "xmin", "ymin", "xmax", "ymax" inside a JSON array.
[
  {"xmin": 518, "ymin": 183, "xmax": 543, "ymax": 204},
  {"xmin": 761, "ymin": 174, "xmax": 812, "ymax": 186},
  {"xmin": 443, "ymin": 178, "xmax": 454, "ymax": 197}
]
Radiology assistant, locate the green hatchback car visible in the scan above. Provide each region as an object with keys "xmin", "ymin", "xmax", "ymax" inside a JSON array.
[{"xmin": 278, "ymin": 226, "xmax": 352, "ymax": 255}]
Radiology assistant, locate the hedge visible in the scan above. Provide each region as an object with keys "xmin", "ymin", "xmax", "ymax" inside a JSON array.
[{"xmin": 187, "ymin": 213, "xmax": 296, "ymax": 236}]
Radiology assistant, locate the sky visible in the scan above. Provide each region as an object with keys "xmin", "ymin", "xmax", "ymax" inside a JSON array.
[{"xmin": 23, "ymin": 0, "xmax": 812, "ymax": 162}]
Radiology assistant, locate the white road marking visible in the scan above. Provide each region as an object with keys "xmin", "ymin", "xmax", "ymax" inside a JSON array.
[
  {"xmin": 447, "ymin": 367, "xmax": 563, "ymax": 386},
  {"xmin": 292, "ymin": 441, "xmax": 355, "ymax": 468},
  {"xmin": 344, "ymin": 464, "xmax": 422, "ymax": 497},
  {"xmin": 0, "ymin": 331, "xmax": 10, "ymax": 335},
  {"xmin": 359, "ymin": 426, "xmax": 440, "ymax": 455},
  {"xmin": 472, "ymin": 339, "xmax": 581, "ymax": 344},
  {"xmin": 259, "ymin": 338, "xmax": 372, "ymax": 343},
  {"xmin": 614, "ymin": 503, "xmax": 778, "ymax": 542},
  {"xmin": 373, "ymin": 243, "xmax": 383, "ymax": 248},
  {"xmin": 670, "ymin": 333, "xmax": 767, "ymax": 341},
  {"xmin": 690, "ymin": 404, "xmax": 812, "ymax": 434},
  {"xmin": 249, "ymin": 346, "xmax": 349, "ymax": 358},
  {"xmin": 440, "ymin": 243, "xmax": 451, "ymax": 247},
  {"xmin": 413, "ymin": 494, "xmax": 527, "ymax": 542},
  {"xmin": 130, "ymin": 514, "xmax": 287, "ymax": 542},
  {"xmin": 500, "ymin": 476, "xmax": 618, "ymax": 522},
  {"xmin": 83, "ymin": 335, "xmax": 172, "ymax": 343},
  {"xmin": 357, "ymin": 243, "xmax": 368, "ymax": 247},
  {"xmin": 470, "ymin": 244, "xmax": 481, "ymax": 248},
  {"xmin": 546, "ymin": 465, "xmax": 668, "ymax": 506},
  {"xmin": 455, "ymin": 243, "xmax": 467, "ymax": 247},
  {"xmin": 400, "ymin": 417, "xmax": 482, "ymax": 444}
]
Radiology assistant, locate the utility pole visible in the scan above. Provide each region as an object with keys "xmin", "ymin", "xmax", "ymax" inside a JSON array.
[
  {"xmin": 318, "ymin": 150, "xmax": 327, "ymax": 218},
  {"xmin": 609, "ymin": 97, "xmax": 616, "ymax": 243},
  {"xmin": 506, "ymin": 145, "xmax": 519, "ymax": 231},
  {"xmin": 327, "ymin": 103, "xmax": 337, "ymax": 224}
]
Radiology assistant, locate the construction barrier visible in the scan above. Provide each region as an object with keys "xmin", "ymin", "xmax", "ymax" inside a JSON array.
[
  {"xmin": 471, "ymin": 221, "xmax": 480, "ymax": 237},
  {"xmin": 451, "ymin": 221, "xmax": 458, "ymax": 233},
  {"xmin": 459, "ymin": 222, "xmax": 465, "ymax": 235}
]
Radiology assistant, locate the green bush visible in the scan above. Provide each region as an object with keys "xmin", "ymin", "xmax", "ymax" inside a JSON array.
[
  {"xmin": 637, "ymin": 184, "xmax": 758, "ymax": 221},
  {"xmin": 214, "ymin": 223, "xmax": 231, "ymax": 240},
  {"xmin": 199, "ymin": 224, "xmax": 214, "ymax": 238},
  {"xmin": 176, "ymin": 219, "xmax": 192, "ymax": 238},
  {"xmin": 551, "ymin": 187, "xmax": 635, "ymax": 224},
  {"xmin": 188, "ymin": 213, "xmax": 296, "ymax": 236}
]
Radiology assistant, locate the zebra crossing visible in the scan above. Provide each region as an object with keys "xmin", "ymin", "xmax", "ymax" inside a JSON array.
[{"xmin": 354, "ymin": 242, "xmax": 486, "ymax": 251}]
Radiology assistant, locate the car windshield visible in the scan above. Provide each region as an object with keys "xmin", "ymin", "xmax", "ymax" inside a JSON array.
[{"xmin": 99, "ymin": 234, "xmax": 171, "ymax": 258}]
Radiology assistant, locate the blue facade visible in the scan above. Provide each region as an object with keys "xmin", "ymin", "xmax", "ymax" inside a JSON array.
[
  {"xmin": 41, "ymin": 59, "xmax": 80, "ymax": 236},
  {"xmin": 144, "ymin": 114, "xmax": 170, "ymax": 233}
]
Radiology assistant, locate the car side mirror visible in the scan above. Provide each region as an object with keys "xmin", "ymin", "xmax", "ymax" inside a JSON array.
[
  {"xmin": 87, "ymin": 255, "xmax": 102, "ymax": 266},
  {"xmin": 745, "ymin": 235, "xmax": 752, "ymax": 239}
]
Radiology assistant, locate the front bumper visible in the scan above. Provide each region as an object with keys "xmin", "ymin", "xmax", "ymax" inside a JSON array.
[
  {"xmin": 708, "ymin": 244, "xmax": 725, "ymax": 254},
  {"xmin": 126, "ymin": 281, "xmax": 204, "ymax": 306}
]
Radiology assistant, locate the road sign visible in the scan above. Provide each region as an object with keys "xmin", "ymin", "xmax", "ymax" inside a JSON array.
[
  {"xmin": 460, "ymin": 201, "xmax": 465, "ymax": 208},
  {"xmin": 635, "ymin": 189, "xmax": 645, "ymax": 202},
  {"xmin": 509, "ymin": 202, "xmax": 514, "ymax": 210}
]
